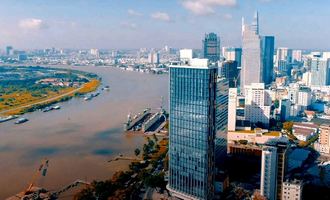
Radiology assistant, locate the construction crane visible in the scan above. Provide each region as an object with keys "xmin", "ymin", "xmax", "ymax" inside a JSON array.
[{"xmin": 24, "ymin": 158, "xmax": 49, "ymax": 194}]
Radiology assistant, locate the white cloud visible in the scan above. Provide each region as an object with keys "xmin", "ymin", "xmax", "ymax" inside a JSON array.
[
  {"xmin": 223, "ymin": 13, "xmax": 233, "ymax": 19},
  {"xmin": 151, "ymin": 12, "xmax": 172, "ymax": 22},
  {"xmin": 120, "ymin": 22, "xmax": 138, "ymax": 30},
  {"xmin": 181, "ymin": 0, "xmax": 237, "ymax": 15},
  {"xmin": 18, "ymin": 18, "xmax": 48, "ymax": 30},
  {"xmin": 128, "ymin": 9, "xmax": 143, "ymax": 17}
]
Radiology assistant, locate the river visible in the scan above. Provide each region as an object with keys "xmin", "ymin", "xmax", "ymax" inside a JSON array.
[{"xmin": 0, "ymin": 66, "xmax": 168, "ymax": 199}]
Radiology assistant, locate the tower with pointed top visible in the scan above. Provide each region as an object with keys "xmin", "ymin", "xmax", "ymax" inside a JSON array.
[{"xmin": 241, "ymin": 12, "xmax": 275, "ymax": 92}]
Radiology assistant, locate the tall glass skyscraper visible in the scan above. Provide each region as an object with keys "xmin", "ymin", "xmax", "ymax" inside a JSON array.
[
  {"xmin": 168, "ymin": 58, "xmax": 217, "ymax": 200},
  {"xmin": 203, "ymin": 33, "xmax": 221, "ymax": 63},
  {"xmin": 262, "ymin": 36, "xmax": 275, "ymax": 85}
]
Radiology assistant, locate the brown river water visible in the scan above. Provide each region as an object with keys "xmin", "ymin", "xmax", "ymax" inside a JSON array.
[{"xmin": 0, "ymin": 66, "xmax": 168, "ymax": 199}]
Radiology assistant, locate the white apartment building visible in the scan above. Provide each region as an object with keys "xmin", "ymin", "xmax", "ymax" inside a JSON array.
[
  {"xmin": 282, "ymin": 179, "xmax": 303, "ymax": 200},
  {"xmin": 244, "ymin": 83, "xmax": 271, "ymax": 126}
]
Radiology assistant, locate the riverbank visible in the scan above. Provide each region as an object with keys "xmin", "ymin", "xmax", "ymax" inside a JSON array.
[{"xmin": 0, "ymin": 66, "xmax": 101, "ymax": 116}]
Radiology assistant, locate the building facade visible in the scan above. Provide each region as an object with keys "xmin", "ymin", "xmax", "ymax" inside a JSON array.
[
  {"xmin": 282, "ymin": 179, "xmax": 303, "ymax": 200},
  {"xmin": 168, "ymin": 58, "xmax": 217, "ymax": 199},
  {"xmin": 319, "ymin": 124, "xmax": 330, "ymax": 155},
  {"xmin": 241, "ymin": 12, "xmax": 263, "ymax": 92},
  {"xmin": 219, "ymin": 60, "xmax": 239, "ymax": 87},
  {"xmin": 222, "ymin": 47, "xmax": 242, "ymax": 68},
  {"xmin": 310, "ymin": 57, "xmax": 330, "ymax": 87},
  {"xmin": 203, "ymin": 33, "xmax": 220, "ymax": 63},
  {"xmin": 244, "ymin": 83, "xmax": 271, "ymax": 127},
  {"xmin": 260, "ymin": 142, "xmax": 288, "ymax": 200},
  {"xmin": 262, "ymin": 36, "xmax": 275, "ymax": 85}
]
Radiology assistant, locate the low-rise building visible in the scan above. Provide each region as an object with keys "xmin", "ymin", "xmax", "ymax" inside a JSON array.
[
  {"xmin": 228, "ymin": 128, "xmax": 282, "ymax": 145},
  {"xmin": 292, "ymin": 122, "xmax": 318, "ymax": 141}
]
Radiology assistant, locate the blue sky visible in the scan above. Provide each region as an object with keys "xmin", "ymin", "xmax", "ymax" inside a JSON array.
[{"xmin": 0, "ymin": 0, "xmax": 328, "ymax": 50}]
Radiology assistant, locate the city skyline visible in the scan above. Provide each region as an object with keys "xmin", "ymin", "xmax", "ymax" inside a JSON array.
[{"xmin": 0, "ymin": 0, "xmax": 329, "ymax": 50}]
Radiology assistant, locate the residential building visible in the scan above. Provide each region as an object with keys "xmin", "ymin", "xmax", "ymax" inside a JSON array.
[
  {"xmin": 318, "ymin": 124, "xmax": 330, "ymax": 155},
  {"xmin": 310, "ymin": 57, "xmax": 330, "ymax": 87},
  {"xmin": 148, "ymin": 51, "xmax": 160, "ymax": 64},
  {"xmin": 260, "ymin": 142, "xmax": 288, "ymax": 200},
  {"xmin": 292, "ymin": 50, "xmax": 302, "ymax": 62},
  {"xmin": 282, "ymin": 179, "xmax": 303, "ymax": 200},
  {"xmin": 203, "ymin": 33, "xmax": 220, "ymax": 62},
  {"xmin": 276, "ymin": 48, "xmax": 292, "ymax": 75},
  {"xmin": 168, "ymin": 58, "xmax": 217, "ymax": 200},
  {"xmin": 228, "ymin": 88, "xmax": 238, "ymax": 131},
  {"xmin": 244, "ymin": 83, "xmax": 271, "ymax": 127}
]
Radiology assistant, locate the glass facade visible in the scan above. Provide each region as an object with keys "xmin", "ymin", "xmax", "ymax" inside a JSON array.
[
  {"xmin": 203, "ymin": 33, "xmax": 220, "ymax": 63},
  {"xmin": 168, "ymin": 66, "xmax": 217, "ymax": 200}
]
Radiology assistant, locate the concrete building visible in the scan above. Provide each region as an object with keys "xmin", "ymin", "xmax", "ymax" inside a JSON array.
[
  {"xmin": 244, "ymin": 83, "xmax": 271, "ymax": 127},
  {"xmin": 260, "ymin": 142, "xmax": 288, "ymax": 200},
  {"xmin": 280, "ymin": 99, "xmax": 291, "ymax": 121},
  {"xmin": 203, "ymin": 33, "xmax": 220, "ymax": 62},
  {"xmin": 276, "ymin": 48, "xmax": 293, "ymax": 76},
  {"xmin": 179, "ymin": 49, "xmax": 193, "ymax": 63},
  {"xmin": 292, "ymin": 122, "xmax": 318, "ymax": 142},
  {"xmin": 318, "ymin": 124, "xmax": 330, "ymax": 155},
  {"xmin": 227, "ymin": 128, "xmax": 281, "ymax": 145},
  {"xmin": 292, "ymin": 50, "xmax": 302, "ymax": 62},
  {"xmin": 148, "ymin": 51, "xmax": 160, "ymax": 64},
  {"xmin": 241, "ymin": 12, "xmax": 263, "ymax": 92},
  {"xmin": 282, "ymin": 179, "xmax": 303, "ymax": 200},
  {"xmin": 228, "ymin": 88, "xmax": 238, "ymax": 131},
  {"xmin": 168, "ymin": 58, "xmax": 217, "ymax": 200},
  {"xmin": 310, "ymin": 57, "xmax": 330, "ymax": 87},
  {"xmin": 90, "ymin": 48, "xmax": 100, "ymax": 57},
  {"xmin": 222, "ymin": 47, "xmax": 242, "ymax": 68}
]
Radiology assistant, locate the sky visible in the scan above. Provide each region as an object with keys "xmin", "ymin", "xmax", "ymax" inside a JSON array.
[{"xmin": 0, "ymin": 0, "xmax": 329, "ymax": 50}]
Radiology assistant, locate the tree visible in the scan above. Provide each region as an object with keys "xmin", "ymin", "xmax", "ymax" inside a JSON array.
[
  {"xmin": 134, "ymin": 148, "xmax": 141, "ymax": 157},
  {"xmin": 274, "ymin": 99, "xmax": 280, "ymax": 109},
  {"xmin": 283, "ymin": 121, "xmax": 294, "ymax": 132}
]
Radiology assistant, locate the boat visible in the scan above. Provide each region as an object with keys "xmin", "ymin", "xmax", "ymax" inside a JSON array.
[
  {"xmin": 43, "ymin": 107, "xmax": 53, "ymax": 112},
  {"xmin": 15, "ymin": 118, "xmax": 29, "ymax": 124},
  {"xmin": 0, "ymin": 115, "xmax": 19, "ymax": 123},
  {"xmin": 124, "ymin": 108, "xmax": 151, "ymax": 131},
  {"xmin": 84, "ymin": 95, "xmax": 92, "ymax": 101},
  {"xmin": 53, "ymin": 105, "xmax": 61, "ymax": 110}
]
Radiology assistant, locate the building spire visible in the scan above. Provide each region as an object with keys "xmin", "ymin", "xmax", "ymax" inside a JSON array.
[{"xmin": 253, "ymin": 11, "xmax": 259, "ymax": 34}]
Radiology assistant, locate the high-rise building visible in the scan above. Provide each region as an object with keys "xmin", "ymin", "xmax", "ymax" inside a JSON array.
[
  {"xmin": 222, "ymin": 47, "xmax": 242, "ymax": 68},
  {"xmin": 292, "ymin": 50, "xmax": 302, "ymax": 62},
  {"xmin": 90, "ymin": 48, "xmax": 100, "ymax": 57},
  {"xmin": 318, "ymin": 124, "xmax": 330, "ymax": 155},
  {"xmin": 148, "ymin": 51, "xmax": 160, "ymax": 64},
  {"xmin": 244, "ymin": 83, "xmax": 271, "ymax": 127},
  {"xmin": 262, "ymin": 36, "xmax": 275, "ymax": 85},
  {"xmin": 203, "ymin": 33, "xmax": 220, "ymax": 62},
  {"xmin": 168, "ymin": 58, "xmax": 217, "ymax": 200},
  {"xmin": 276, "ymin": 48, "xmax": 293, "ymax": 75},
  {"xmin": 241, "ymin": 12, "xmax": 263, "ymax": 92},
  {"xmin": 219, "ymin": 60, "xmax": 239, "ymax": 88},
  {"xmin": 310, "ymin": 57, "xmax": 330, "ymax": 87},
  {"xmin": 228, "ymin": 88, "xmax": 238, "ymax": 131},
  {"xmin": 282, "ymin": 179, "xmax": 303, "ymax": 200},
  {"xmin": 6, "ymin": 46, "xmax": 13, "ymax": 56},
  {"xmin": 260, "ymin": 142, "xmax": 288, "ymax": 200},
  {"xmin": 179, "ymin": 49, "xmax": 193, "ymax": 64}
]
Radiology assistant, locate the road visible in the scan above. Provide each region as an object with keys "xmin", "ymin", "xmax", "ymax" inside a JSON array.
[{"xmin": 0, "ymin": 86, "xmax": 83, "ymax": 115}]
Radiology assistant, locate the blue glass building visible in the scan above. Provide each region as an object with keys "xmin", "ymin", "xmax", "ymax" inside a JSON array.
[{"xmin": 168, "ymin": 59, "xmax": 217, "ymax": 200}]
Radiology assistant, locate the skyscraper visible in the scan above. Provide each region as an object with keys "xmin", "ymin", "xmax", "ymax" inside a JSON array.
[
  {"xmin": 262, "ymin": 36, "xmax": 275, "ymax": 85},
  {"xmin": 203, "ymin": 33, "xmax": 220, "ymax": 62},
  {"xmin": 276, "ymin": 47, "xmax": 293, "ymax": 76},
  {"xmin": 260, "ymin": 141, "xmax": 288, "ymax": 200},
  {"xmin": 168, "ymin": 57, "xmax": 217, "ymax": 200},
  {"xmin": 241, "ymin": 12, "xmax": 275, "ymax": 91},
  {"xmin": 241, "ymin": 12, "xmax": 263, "ymax": 92},
  {"xmin": 219, "ymin": 60, "xmax": 239, "ymax": 88},
  {"xmin": 310, "ymin": 57, "xmax": 330, "ymax": 87}
]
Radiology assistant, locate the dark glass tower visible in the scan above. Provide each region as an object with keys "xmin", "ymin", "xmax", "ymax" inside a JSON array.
[
  {"xmin": 262, "ymin": 36, "xmax": 275, "ymax": 85},
  {"xmin": 203, "ymin": 33, "xmax": 220, "ymax": 63},
  {"xmin": 168, "ymin": 60, "xmax": 217, "ymax": 200}
]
